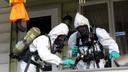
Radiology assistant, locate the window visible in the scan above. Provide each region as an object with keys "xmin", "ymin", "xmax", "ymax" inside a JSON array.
[
  {"xmin": 83, "ymin": 3, "xmax": 109, "ymax": 31},
  {"xmin": 114, "ymin": 1, "xmax": 128, "ymax": 55}
]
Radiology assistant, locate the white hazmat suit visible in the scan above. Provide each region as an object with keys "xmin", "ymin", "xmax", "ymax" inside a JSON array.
[
  {"xmin": 68, "ymin": 13, "xmax": 120, "ymax": 69},
  {"xmin": 19, "ymin": 23, "xmax": 69, "ymax": 72}
]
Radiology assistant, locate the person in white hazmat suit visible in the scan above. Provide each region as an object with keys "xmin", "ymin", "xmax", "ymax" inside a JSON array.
[
  {"xmin": 68, "ymin": 12, "xmax": 120, "ymax": 69},
  {"xmin": 19, "ymin": 23, "xmax": 75, "ymax": 72}
]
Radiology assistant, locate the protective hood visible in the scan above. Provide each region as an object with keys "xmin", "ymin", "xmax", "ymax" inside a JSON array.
[
  {"xmin": 48, "ymin": 23, "xmax": 69, "ymax": 45},
  {"xmin": 74, "ymin": 12, "xmax": 90, "ymax": 29}
]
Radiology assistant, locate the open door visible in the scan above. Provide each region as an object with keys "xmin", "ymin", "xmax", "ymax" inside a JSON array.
[{"xmin": 27, "ymin": 16, "xmax": 51, "ymax": 35}]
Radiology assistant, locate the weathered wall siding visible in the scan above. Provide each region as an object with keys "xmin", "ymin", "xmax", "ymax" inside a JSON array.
[
  {"xmin": 0, "ymin": 23, "xmax": 10, "ymax": 33},
  {"xmin": 0, "ymin": 64, "xmax": 9, "ymax": 72},
  {"xmin": 0, "ymin": 43, "xmax": 9, "ymax": 53},
  {"xmin": 0, "ymin": 6, "xmax": 10, "ymax": 72},
  {"xmin": 0, "ymin": 53, "xmax": 9, "ymax": 64},
  {"xmin": 0, "ymin": 32, "xmax": 10, "ymax": 43}
]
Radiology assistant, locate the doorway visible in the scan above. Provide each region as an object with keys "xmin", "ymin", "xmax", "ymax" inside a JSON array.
[
  {"xmin": 27, "ymin": 16, "xmax": 51, "ymax": 35},
  {"xmin": 27, "ymin": 16, "xmax": 52, "ymax": 71}
]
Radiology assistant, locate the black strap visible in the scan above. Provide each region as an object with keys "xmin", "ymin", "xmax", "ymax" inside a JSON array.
[
  {"xmin": 23, "ymin": 50, "xmax": 40, "ymax": 72},
  {"xmin": 30, "ymin": 60, "xmax": 43, "ymax": 72},
  {"xmin": 45, "ymin": 34, "xmax": 52, "ymax": 51},
  {"xmin": 76, "ymin": 37, "xmax": 82, "ymax": 55},
  {"xmin": 114, "ymin": 60, "xmax": 120, "ymax": 67},
  {"xmin": 24, "ymin": 53, "xmax": 32, "ymax": 72},
  {"xmin": 24, "ymin": 59, "xmax": 42, "ymax": 72}
]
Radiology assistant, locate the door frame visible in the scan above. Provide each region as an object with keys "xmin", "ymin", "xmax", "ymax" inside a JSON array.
[{"xmin": 29, "ymin": 8, "xmax": 59, "ymax": 28}]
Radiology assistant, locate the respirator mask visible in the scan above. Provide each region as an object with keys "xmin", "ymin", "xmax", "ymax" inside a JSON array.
[
  {"xmin": 52, "ymin": 35, "xmax": 67, "ymax": 54},
  {"xmin": 77, "ymin": 25, "xmax": 89, "ymax": 38}
]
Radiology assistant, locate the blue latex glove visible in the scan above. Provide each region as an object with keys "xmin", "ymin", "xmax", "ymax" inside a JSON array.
[
  {"xmin": 109, "ymin": 51, "xmax": 120, "ymax": 59},
  {"xmin": 63, "ymin": 59, "xmax": 75, "ymax": 65},
  {"xmin": 71, "ymin": 46, "xmax": 78, "ymax": 57}
]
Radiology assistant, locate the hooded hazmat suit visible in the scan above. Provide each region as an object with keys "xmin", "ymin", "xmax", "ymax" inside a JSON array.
[
  {"xmin": 68, "ymin": 13, "xmax": 120, "ymax": 69},
  {"xmin": 19, "ymin": 23, "xmax": 69, "ymax": 72}
]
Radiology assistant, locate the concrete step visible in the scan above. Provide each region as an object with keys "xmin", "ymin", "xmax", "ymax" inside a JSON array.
[{"xmin": 62, "ymin": 67, "xmax": 128, "ymax": 72}]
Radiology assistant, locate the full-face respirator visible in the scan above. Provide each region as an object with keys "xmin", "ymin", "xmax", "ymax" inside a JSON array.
[{"xmin": 52, "ymin": 35, "xmax": 67, "ymax": 54}]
